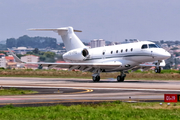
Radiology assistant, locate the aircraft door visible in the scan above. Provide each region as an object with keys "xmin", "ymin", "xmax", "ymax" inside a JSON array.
[
  {"xmin": 141, "ymin": 44, "xmax": 153, "ymax": 58},
  {"xmin": 141, "ymin": 44, "xmax": 150, "ymax": 54},
  {"xmin": 151, "ymin": 50, "xmax": 154, "ymax": 57}
]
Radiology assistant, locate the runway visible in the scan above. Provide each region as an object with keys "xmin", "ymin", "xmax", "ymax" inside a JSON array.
[{"xmin": 0, "ymin": 77, "xmax": 180, "ymax": 107}]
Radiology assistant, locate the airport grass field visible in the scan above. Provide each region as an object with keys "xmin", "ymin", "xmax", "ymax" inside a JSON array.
[
  {"xmin": 0, "ymin": 88, "xmax": 37, "ymax": 95},
  {"xmin": 0, "ymin": 101, "xmax": 180, "ymax": 120},
  {"xmin": 0, "ymin": 69, "xmax": 179, "ymax": 80}
]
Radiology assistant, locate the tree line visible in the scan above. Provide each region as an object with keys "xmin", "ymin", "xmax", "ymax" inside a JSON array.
[{"xmin": 6, "ymin": 35, "xmax": 58, "ymax": 49}]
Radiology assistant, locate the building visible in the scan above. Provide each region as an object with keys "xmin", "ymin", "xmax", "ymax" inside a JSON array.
[
  {"xmin": 21, "ymin": 55, "xmax": 39, "ymax": 69},
  {"xmin": 5, "ymin": 55, "xmax": 17, "ymax": 68},
  {"xmin": 50, "ymin": 50, "xmax": 67, "ymax": 54},
  {"xmin": 90, "ymin": 39, "xmax": 98, "ymax": 48},
  {"xmin": 21, "ymin": 55, "xmax": 39, "ymax": 63},
  {"xmin": 0, "ymin": 53, "xmax": 6, "ymax": 68},
  {"xmin": 12, "ymin": 47, "xmax": 34, "ymax": 55},
  {"xmin": 90, "ymin": 39, "xmax": 105, "ymax": 48}
]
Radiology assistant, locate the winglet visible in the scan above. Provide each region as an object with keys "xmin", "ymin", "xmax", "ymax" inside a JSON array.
[{"xmin": 7, "ymin": 48, "xmax": 24, "ymax": 63}]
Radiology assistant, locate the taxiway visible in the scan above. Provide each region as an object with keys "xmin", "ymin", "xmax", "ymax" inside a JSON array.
[{"xmin": 0, "ymin": 77, "xmax": 180, "ymax": 107}]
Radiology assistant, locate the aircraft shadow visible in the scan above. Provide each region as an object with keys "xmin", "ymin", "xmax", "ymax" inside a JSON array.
[{"xmin": 63, "ymin": 79, "xmax": 168, "ymax": 84}]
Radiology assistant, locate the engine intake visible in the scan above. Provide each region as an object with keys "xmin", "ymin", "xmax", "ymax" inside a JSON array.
[{"xmin": 82, "ymin": 49, "xmax": 89, "ymax": 57}]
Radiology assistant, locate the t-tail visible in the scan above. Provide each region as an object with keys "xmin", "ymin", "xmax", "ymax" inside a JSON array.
[{"xmin": 28, "ymin": 26, "xmax": 85, "ymax": 51}]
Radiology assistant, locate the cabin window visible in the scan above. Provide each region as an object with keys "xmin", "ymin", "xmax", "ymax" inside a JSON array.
[
  {"xmin": 116, "ymin": 50, "xmax": 118, "ymax": 53},
  {"xmin": 121, "ymin": 50, "xmax": 123, "ymax": 53},
  {"xmin": 141, "ymin": 44, "xmax": 148, "ymax": 49},
  {"xmin": 126, "ymin": 49, "xmax": 128, "ymax": 52},
  {"xmin": 131, "ymin": 48, "xmax": 133, "ymax": 51},
  {"xmin": 102, "ymin": 52, "xmax": 105, "ymax": 55},
  {"xmin": 111, "ymin": 51, "xmax": 113, "ymax": 54}
]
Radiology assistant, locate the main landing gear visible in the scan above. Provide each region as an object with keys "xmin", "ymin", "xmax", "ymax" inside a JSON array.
[
  {"xmin": 92, "ymin": 71, "xmax": 126, "ymax": 82},
  {"xmin": 117, "ymin": 71, "xmax": 126, "ymax": 82},
  {"xmin": 92, "ymin": 74, "xmax": 100, "ymax": 82}
]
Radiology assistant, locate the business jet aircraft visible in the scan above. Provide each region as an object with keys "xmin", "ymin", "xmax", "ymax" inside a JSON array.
[{"xmin": 8, "ymin": 26, "xmax": 171, "ymax": 82}]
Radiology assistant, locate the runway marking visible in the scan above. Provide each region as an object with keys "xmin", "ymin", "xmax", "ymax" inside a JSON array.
[
  {"xmin": 0, "ymin": 86, "xmax": 94, "ymax": 97},
  {"xmin": 67, "ymin": 88, "xmax": 93, "ymax": 94},
  {"xmin": 2, "ymin": 85, "xmax": 180, "ymax": 92}
]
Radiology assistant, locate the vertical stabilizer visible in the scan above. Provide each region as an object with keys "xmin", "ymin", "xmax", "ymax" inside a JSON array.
[{"xmin": 28, "ymin": 26, "xmax": 86, "ymax": 51}]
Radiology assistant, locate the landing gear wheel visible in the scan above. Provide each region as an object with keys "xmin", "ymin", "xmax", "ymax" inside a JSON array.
[
  {"xmin": 117, "ymin": 74, "xmax": 126, "ymax": 82},
  {"xmin": 92, "ymin": 75, "xmax": 100, "ymax": 82},
  {"xmin": 155, "ymin": 67, "xmax": 161, "ymax": 73}
]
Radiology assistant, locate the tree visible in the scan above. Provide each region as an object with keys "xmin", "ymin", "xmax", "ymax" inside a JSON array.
[
  {"xmin": 160, "ymin": 40, "xmax": 164, "ymax": 44},
  {"xmin": 174, "ymin": 52, "xmax": 180, "ymax": 57},
  {"xmin": 44, "ymin": 51, "xmax": 55, "ymax": 58},
  {"xmin": 170, "ymin": 47, "xmax": 179, "ymax": 50},
  {"xmin": 16, "ymin": 35, "xmax": 32, "ymax": 47},
  {"xmin": 163, "ymin": 55, "xmax": 174, "ymax": 69},
  {"xmin": 33, "ymin": 48, "xmax": 39, "ymax": 54},
  {"xmin": 39, "ymin": 55, "xmax": 46, "ymax": 61},
  {"xmin": 6, "ymin": 38, "xmax": 16, "ymax": 48},
  {"xmin": 0, "ymin": 44, "xmax": 6, "ymax": 50},
  {"xmin": 55, "ymin": 54, "xmax": 64, "ymax": 61},
  {"xmin": 0, "ymin": 51, "xmax": 7, "ymax": 56},
  {"xmin": 44, "ymin": 52, "xmax": 55, "ymax": 62},
  {"xmin": 6, "ymin": 35, "xmax": 58, "ymax": 49}
]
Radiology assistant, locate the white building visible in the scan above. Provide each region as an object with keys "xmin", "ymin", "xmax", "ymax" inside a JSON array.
[
  {"xmin": 21, "ymin": 55, "xmax": 39, "ymax": 63},
  {"xmin": 0, "ymin": 53, "xmax": 6, "ymax": 68},
  {"xmin": 21, "ymin": 55, "xmax": 39, "ymax": 69},
  {"xmin": 91, "ymin": 39, "xmax": 105, "ymax": 48},
  {"xmin": 13, "ymin": 47, "xmax": 34, "ymax": 55}
]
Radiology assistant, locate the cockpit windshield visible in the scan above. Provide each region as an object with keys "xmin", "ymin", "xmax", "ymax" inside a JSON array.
[
  {"xmin": 148, "ymin": 44, "xmax": 160, "ymax": 48},
  {"xmin": 141, "ymin": 44, "xmax": 161, "ymax": 49}
]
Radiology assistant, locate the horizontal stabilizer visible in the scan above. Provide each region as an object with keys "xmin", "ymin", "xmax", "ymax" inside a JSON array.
[
  {"xmin": 28, "ymin": 28, "xmax": 82, "ymax": 32},
  {"xmin": 28, "ymin": 26, "xmax": 84, "ymax": 51}
]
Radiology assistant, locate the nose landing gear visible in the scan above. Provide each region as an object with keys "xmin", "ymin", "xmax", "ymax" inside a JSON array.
[
  {"xmin": 155, "ymin": 60, "xmax": 161, "ymax": 73},
  {"xmin": 155, "ymin": 66, "xmax": 161, "ymax": 73}
]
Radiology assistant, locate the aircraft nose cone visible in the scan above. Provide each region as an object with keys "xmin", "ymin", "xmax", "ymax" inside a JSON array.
[
  {"xmin": 163, "ymin": 51, "xmax": 171, "ymax": 59},
  {"xmin": 152, "ymin": 49, "xmax": 171, "ymax": 60}
]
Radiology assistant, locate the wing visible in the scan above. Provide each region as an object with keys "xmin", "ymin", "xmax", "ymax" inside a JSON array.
[
  {"xmin": 8, "ymin": 48, "xmax": 122, "ymax": 72},
  {"xmin": 131, "ymin": 60, "xmax": 166, "ymax": 71},
  {"xmin": 33, "ymin": 62, "xmax": 122, "ymax": 72},
  {"xmin": 139, "ymin": 60, "xmax": 166, "ymax": 67}
]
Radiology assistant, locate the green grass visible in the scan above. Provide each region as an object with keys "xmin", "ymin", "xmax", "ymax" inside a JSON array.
[
  {"xmin": 0, "ymin": 69, "xmax": 179, "ymax": 80},
  {"xmin": 0, "ymin": 101, "xmax": 180, "ymax": 120},
  {"xmin": 0, "ymin": 88, "xmax": 38, "ymax": 95},
  {"xmin": 160, "ymin": 69, "xmax": 180, "ymax": 74}
]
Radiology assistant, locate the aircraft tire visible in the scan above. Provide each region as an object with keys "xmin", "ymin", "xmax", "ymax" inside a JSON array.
[
  {"xmin": 155, "ymin": 67, "xmax": 161, "ymax": 73},
  {"xmin": 92, "ymin": 75, "xmax": 100, "ymax": 82},
  {"xmin": 117, "ymin": 75, "xmax": 125, "ymax": 82}
]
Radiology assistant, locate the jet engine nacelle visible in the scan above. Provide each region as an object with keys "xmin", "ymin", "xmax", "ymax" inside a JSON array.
[{"xmin": 63, "ymin": 48, "xmax": 89, "ymax": 62}]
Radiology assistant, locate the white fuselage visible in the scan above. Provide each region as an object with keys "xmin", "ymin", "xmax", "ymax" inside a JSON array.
[
  {"xmin": 63, "ymin": 41, "xmax": 171, "ymax": 72},
  {"xmin": 28, "ymin": 26, "xmax": 171, "ymax": 74}
]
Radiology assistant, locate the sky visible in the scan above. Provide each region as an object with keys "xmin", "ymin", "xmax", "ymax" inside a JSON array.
[{"xmin": 0, "ymin": 0, "xmax": 180, "ymax": 42}]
